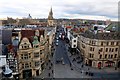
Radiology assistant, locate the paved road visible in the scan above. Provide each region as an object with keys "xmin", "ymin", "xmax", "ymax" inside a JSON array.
[
  {"xmin": 53, "ymin": 26, "xmax": 90, "ymax": 78},
  {"xmin": 53, "ymin": 26, "xmax": 120, "ymax": 79},
  {"xmin": 54, "ymin": 38, "xmax": 70, "ymax": 64},
  {"xmin": 36, "ymin": 26, "xmax": 120, "ymax": 79},
  {"xmin": 54, "ymin": 64, "xmax": 90, "ymax": 78},
  {"xmin": 54, "ymin": 26, "xmax": 70, "ymax": 65},
  {"xmin": 65, "ymin": 35, "xmax": 120, "ymax": 78},
  {"xmin": 67, "ymin": 49, "xmax": 120, "ymax": 78}
]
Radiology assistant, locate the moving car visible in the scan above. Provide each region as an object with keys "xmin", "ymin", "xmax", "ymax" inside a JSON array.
[
  {"xmin": 61, "ymin": 57, "xmax": 65, "ymax": 65},
  {"xmin": 56, "ymin": 37, "xmax": 59, "ymax": 40},
  {"xmin": 56, "ymin": 42, "xmax": 58, "ymax": 46},
  {"xmin": 62, "ymin": 61, "xmax": 65, "ymax": 65},
  {"xmin": 60, "ymin": 33, "xmax": 62, "ymax": 35},
  {"xmin": 59, "ymin": 34, "xmax": 61, "ymax": 39},
  {"xmin": 56, "ymin": 59, "xmax": 62, "ymax": 64},
  {"xmin": 56, "ymin": 39, "xmax": 59, "ymax": 42}
]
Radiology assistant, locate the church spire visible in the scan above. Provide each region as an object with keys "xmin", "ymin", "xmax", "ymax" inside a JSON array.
[
  {"xmin": 50, "ymin": 7, "xmax": 53, "ymax": 16},
  {"xmin": 48, "ymin": 7, "xmax": 53, "ymax": 20}
]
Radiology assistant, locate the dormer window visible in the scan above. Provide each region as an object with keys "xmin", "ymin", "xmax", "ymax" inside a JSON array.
[
  {"xmin": 24, "ymin": 46, "xmax": 27, "ymax": 48},
  {"xmin": 21, "ymin": 43, "xmax": 29, "ymax": 49},
  {"xmin": 19, "ymin": 37, "xmax": 32, "ymax": 49},
  {"xmin": 36, "ymin": 45, "xmax": 39, "ymax": 48},
  {"xmin": 34, "ymin": 45, "xmax": 39, "ymax": 48},
  {"xmin": 24, "ymin": 45, "xmax": 29, "ymax": 49}
]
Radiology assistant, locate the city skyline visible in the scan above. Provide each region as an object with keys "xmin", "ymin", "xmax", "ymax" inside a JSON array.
[
  {"xmin": 0, "ymin": 3, "xmax": 120, "ymax": 78},
  {"xmin": 0, "ymin": 0, "xmax": 119, "ymax": 21}
]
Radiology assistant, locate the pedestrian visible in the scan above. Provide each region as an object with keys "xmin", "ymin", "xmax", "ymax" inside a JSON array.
[
  {"xmin": 81, "ymin": 65, "xmax": 83, "ymax": 68},
  {"xmin": 51, "ymin": 63, "xmax": 53, "ymax": 66},
  {"xmin": 73, "ymin": 58, "xmax": 75, "ymax": 61},
  {"xmin": 70, "ymin": 63, "xmax": 71, "ymax": 67},
  {"xmin": 115, "ymin": 67, "xmax": 117, "ymax": 70},
  {"xmin": 88, "ymin": 72, "xmax": 91, "ymax": 76},
  {"xmin": 81, "ymin": 71, "xmax": 82, "ymax": 73},
  {"xmin": 49, "ymin": 60, "xmax": 51, "ymax": 62},
  {"xmin": 48, "ymin": 73, "xmax": 50, "ymax": 77},
  {"xmin": 85, "ymin": 72, "xmax": 88, "ymax": 75},
  {"xmin": 49, "ymin": 66, "xmax": 51, "ymax": 70},
  {"xmin": 92, "ymin": 73, "xmax": 94, "ymax": 76},
  {"xmin": 71, "ymin": 68, "xmax": 73, "ymax": 70},
  {"xmin": 52, "ymin": 70, "xmax": 54, "ymax": 73},
  {"xmin": 88, "ymin": 68, "xmax": 89, "ymax": 70},
  {"xmin": 46, "ymin": 63, "xmax": 48, "ymax": 66},
  {"xmin": 74, "ymin": 58, "xmax": 76, "ymax": 61},
  {"xmin": 72, "ymin": 59, "xmax": 74, "ymax": 62}
]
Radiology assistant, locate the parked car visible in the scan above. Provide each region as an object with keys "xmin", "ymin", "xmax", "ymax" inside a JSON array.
[
  {"xmin": 62, "ymin": 61, "xmax": 65, "ymax": 65},
  {"xmin": 56, "ymin": 42, "xmax": 58, "ymax": 46},
  {"xmin": 56, "ymin": 40, "xmax": 59, "ymax": 42},
  {"xmin": 56, "ymin": 59, "xmax": 62, "ymax": 64},
  {"xmin": 60, "ymin": 33, "xmax": 62, "ymax": 35},
  {"xmin": 56, "ymin": 37, "xmax": 59, "ymax": 40},
  {"xmin": 59, "ymin": 35, "xmax": 61, "ymax": 39}
]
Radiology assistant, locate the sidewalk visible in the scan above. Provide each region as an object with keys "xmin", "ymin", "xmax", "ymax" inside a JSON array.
[
  {"xmin": 65, "ymin": 45, "xmax": 91, "ymax": 78},
  {"xmin": 65, "ymin": 43, "xmax": 120, "ymax": 78},
  {"xmin": 69, "ymin": 52, "xmax": 120, "ymax": 73},
  {"xmin": 36, "ymin": 58, "xmax": 54, "ymax": 78},
  {"xmin": 36, "ymin": 44, "xmax": 55, "ymax": 79}
]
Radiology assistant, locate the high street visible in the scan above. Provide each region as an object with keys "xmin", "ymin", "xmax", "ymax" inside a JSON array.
[
  {"xmin": 53, "ymin": 26, "xmax": 90, "ymax": 78},
  {"xmin": 36, "ymin": 25, "xmax": 120, "ymax": 79}
]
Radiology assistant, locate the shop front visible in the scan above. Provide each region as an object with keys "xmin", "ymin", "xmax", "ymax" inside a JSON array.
[
  {"xmin": 105, "ymin": 61, "xmax": 115, "ymax": 67},
  {"xmin": 22, "ymin": 69, "xmax": 32, "ymax": 79},
  {"xmin": 98, "ymin": 62, "xmax": 102, "ymax": 69},
  {"xmin": 88, "ymin": 60, "xmax": 92, "ymax": 66},
  {"xmin": 117, "ymin": 61, "xmax": 120, "ymax": 68}
]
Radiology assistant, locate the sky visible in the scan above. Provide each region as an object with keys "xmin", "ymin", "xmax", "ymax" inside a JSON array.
[{"xmin": 0, "ymin": 0, "xmax": 119, "ymax": 21}]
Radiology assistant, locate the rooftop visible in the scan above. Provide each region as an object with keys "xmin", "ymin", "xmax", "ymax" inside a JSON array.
[
  {"xmin": 105, "ymin": 22, "xmax": 119, "ymax": 32},
  {"xmin": 81, "ymin": 30, "xmax": 120, "ymax": 40}
]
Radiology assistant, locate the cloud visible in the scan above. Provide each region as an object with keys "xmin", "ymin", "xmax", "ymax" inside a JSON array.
[{"xmin": 0, "ymin": 0, "xmax": 119, "ymax": 21}]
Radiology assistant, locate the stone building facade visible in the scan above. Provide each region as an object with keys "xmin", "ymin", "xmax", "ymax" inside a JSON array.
[
  {"xmin": 17, "ymin": 29, "xmax": 49, "ymax": 78},
  {"xmin": 78, "ymin": 31, "xmax": 120, "ymax": 68}
]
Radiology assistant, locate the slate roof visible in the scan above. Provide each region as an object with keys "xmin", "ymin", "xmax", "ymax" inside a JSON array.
[
  {"xmin": 19, "ymin": 29, "xmax": 45, "ymax": 46},
  {"xmin": 105, "ymin": 22, "xmax": 119, "ymax": 32},
  {"xmin": 81, "ymin": 30, "xmax": 120, "ymax": 40}
]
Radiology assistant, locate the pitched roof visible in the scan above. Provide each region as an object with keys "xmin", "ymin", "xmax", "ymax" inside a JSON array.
[
  {"xmin": 21, "ymin": 30, "xmax": 35, "ymax": 43},
  {"xmin": 20, "ymin": 29, "xmax": 45, "ymax": 46},
  {"xmin": 82, "ymin": 30, "xmax": 120, "ymax": 40},
  {"xmin": 105, "ymin": 22, "xmax": 119, "ymax": 32}
]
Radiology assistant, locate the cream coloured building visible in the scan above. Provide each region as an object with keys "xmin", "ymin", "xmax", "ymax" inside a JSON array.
[
  {"xmin": 17, "ymin": 29, "xmax": 49, "ymax": 78},
  {"xmin": 0, "ymin": 20, "xmax": 2, "ymax": 26},
  {"xmin": 78, "ymin": 31, "xmax": 120, "ymax": 68},
  {"xmin": 46, "ymin": 30, "xmax": 55, "ymax": 56}
]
